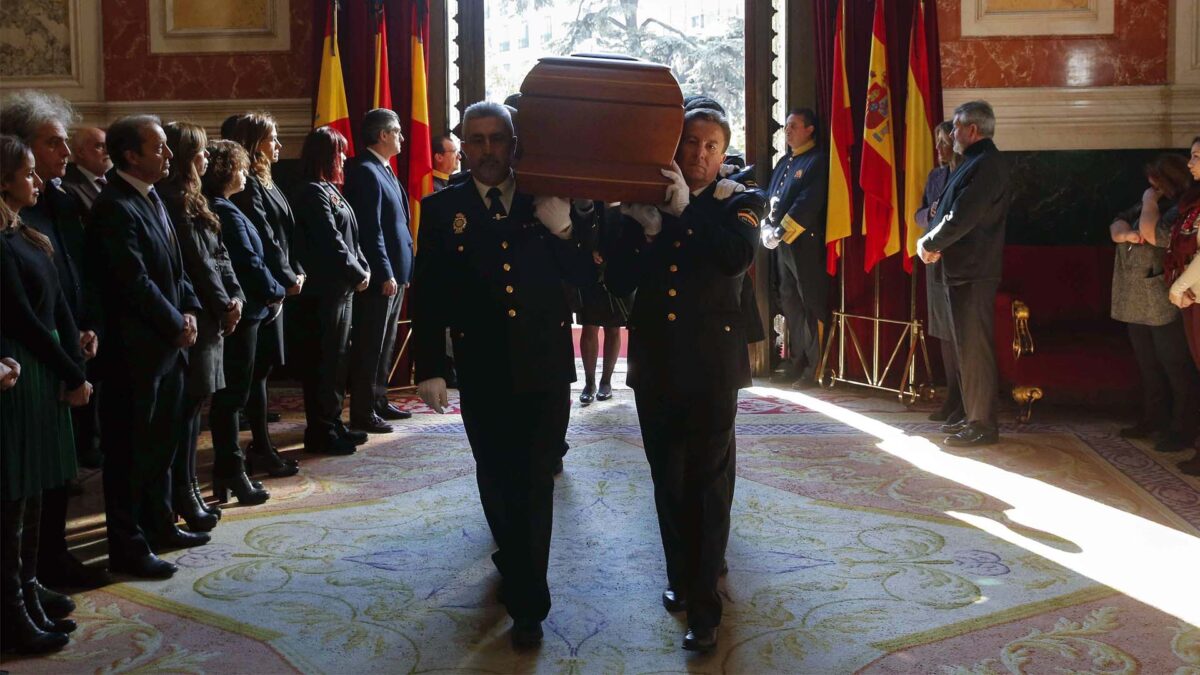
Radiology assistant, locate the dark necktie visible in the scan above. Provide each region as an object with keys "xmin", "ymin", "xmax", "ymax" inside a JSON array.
[
  {"xmin": 95, "ymin": 175, "xmax": 107, "ymax": 189},
  {"xmin": 146, "ymin": 187, "xmax": 177, "ymax": 248},
  {"xmin": 486, "ymin": 187, "xmax": 507, "ymax": 221}
]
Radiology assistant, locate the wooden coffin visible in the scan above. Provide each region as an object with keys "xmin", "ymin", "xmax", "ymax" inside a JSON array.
[{"xmin": 515, "ymin": 55, "xmax": 683, "ymax": 204}]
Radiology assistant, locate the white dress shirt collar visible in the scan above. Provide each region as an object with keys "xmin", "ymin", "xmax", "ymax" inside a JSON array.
[{"xmin": 473, "ymin": 172, "xmax": 516, "ymax": 213}]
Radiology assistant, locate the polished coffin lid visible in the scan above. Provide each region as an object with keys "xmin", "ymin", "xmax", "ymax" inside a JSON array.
[{"xmin": 516, "ymin": 55, "xmax": 684, "ymax": 204}]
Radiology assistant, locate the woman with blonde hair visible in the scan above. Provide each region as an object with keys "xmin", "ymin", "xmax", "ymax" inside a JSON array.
[
  {"xmin": 1, "ymin": 134, "xmax": 90, "ymax": 652},
  {"xmin": 229, "ymin": 113, "xmax": 303, "ymax": 477},
  {"xmin": 160, "ymin": 121, "xmax": 244, "ymax": 534}
]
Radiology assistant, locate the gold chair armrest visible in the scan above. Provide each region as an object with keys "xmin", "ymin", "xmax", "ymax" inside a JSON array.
[{"xmin": 1012, "ymin": 300, "xmax": 1035, "ymax": 359}]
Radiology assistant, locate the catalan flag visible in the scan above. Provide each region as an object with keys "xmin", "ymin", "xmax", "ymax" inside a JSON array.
[
  {"xmin": 859, "ymin": 0, "xmax": 901, "ymax": 273},
  {"xmin": 406, "ymin": 0, "xmax": 434, "ymax": 242},
  {"xmin": 314, "ymin": 0, "xmax": 354, "ymax": 155},
  {"xmin": 825, "ymin": 0, "xmax": 853, "ymax": 276},
  {"xmin": 902, "ymin": 0, "xmax": 934, "ymax": 274}
]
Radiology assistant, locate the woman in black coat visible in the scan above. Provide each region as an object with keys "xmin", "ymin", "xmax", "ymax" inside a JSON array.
[
  {"xmin": 204, "ymin": 141, "xmax": 286, "ymax": 506},
  {"xmin": 291, "ymin": 127, "xmax": 370, "ymax": 457},
  {"xmin": 161, "ymin": 122, "xmax": 244, "ymax": 532},
  {"xmin": 228, "ymin": 113, "xmax": 303, "ymax": 476}
]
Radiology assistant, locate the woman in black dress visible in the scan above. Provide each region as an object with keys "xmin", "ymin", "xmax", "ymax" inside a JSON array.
[
  {"xmin": 291, "ymin": 127, "xmax": 371, "ymax": 456},
  {"xmin": 204, "ymin": 140, "xmax": 285, "ymax": 506},
  {"xmin": 229, "ymin": 113, "xmax": 303, "ymax": 477},
  {"xmin": 0, "ymin": 135, "xmax": 89, "ymax": 653},
  {"xmin": 161, "ymin": 122, "xmax": 244, "ymax": 531},
  {"xmin": 574, "ymin": 204, "xmax": 631, "ymax": 404}
]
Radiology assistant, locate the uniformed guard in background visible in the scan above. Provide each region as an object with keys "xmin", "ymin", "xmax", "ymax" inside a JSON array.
[
  {"xmin": 411, "ymin": 101, "xmax": 595, "ymax": 650},
  {"xmin": 761, "ymin": 108, "xmax": 829, "ymax": 388},
  {"xmin": 606, "ymin": 107, "xmax": 765, "ymax": 653}
]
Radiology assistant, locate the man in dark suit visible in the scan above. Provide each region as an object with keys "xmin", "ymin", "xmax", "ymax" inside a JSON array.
[
  {"xmin": 760, "ymin": 108, "xmax": 829, "ymax": 388},
  {"xmin": 89, "ymin": 115, "xmax": 204, "ymax": 578},
  {"xmin": 62, "ymin": 127, "xmax": 112, "ymax": 215},
  {"xmin": 0, "ymin": 91, "xmax": 107, "ymax": 589},
  {"xmin": 413, "ymin": 101, "xmax": 594, "ymax": 649},
  {"xmin": 917, "ymin": 100, "xmax": 1011, "ymax": 447},
  {"xmin": 606, "ymin": 108, "xmax": 764, "ymax": 653},
  {"xmin": 344, "ymin": 109, "xmax": 414, "ymax": 433}
]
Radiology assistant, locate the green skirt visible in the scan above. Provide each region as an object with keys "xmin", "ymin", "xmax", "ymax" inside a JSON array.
[{"xmin": 0, "ymin": 331, "xmax": 78, "ymax": 500}]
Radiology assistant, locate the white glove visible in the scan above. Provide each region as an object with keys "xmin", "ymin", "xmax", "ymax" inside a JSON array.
[
  {"xmin": 534, "ymin": 195, "xmax": 573, "ymax": 238},
  {"xmin": 714, "ymin": 178, "xmax": 746, "ymax": 200},
  {"xmin": 620, "ymin": 203, "xmax": 662, "ymax": 237},
  {"xmin": 718, "ymin": 163, "xmax": 738, "ymax": 178},
  {"xmin": 760, "ymin": 224, "xmax": 782, "ymax": 250},
  {"xmin": 417, "ymin": 377, "xmax": 449, "ymax": 414},
  {"xmin": 660, "ymin": 163, "xmax": 689, "ymax": 217}
]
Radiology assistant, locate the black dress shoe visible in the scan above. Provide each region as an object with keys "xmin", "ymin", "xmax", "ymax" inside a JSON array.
[
  {"xmin": 305, "ymin": 435, "xmax": 358, "ymax": 456},
  {"xmin": 148, "ymin": 526, "xmax": 211, "ymax": 551},
  {"xmin": 683, "ymin": 626, "xmax": 718, "ymax": 652},
  {"xmin": 376, "ymin": 403, "xmax": 412, "ymax": 420},
  {"xmin": 511, "ymin": 619, "xmax": 543, "ymax": 649},
  {"xmin": 110, "ymin": 554, "xmax": 177, "ymax": 579},
  {"xmin": 39, "ymin": 552, "xmax": 111, "ymax": 590},
  {"xmin": 662, "ymin": 588, "xmax": 687, "ymax": 613},
  {"xmin": 1154, "ymin": 433, "xmax": 1191, "ymax": 453},
  {"xmin": 1119, "ymin": 422, "xmax": 1155, "ymax": 439},
  {"xmin": 350, "ymin": 416, "xmax": 392, "ymax": 434},
  {"xmin": 579, "ymin": 384, "xmax": 595, "ymax": 405},
  {"xmin": 33, "ymin": 581, "xmax": 75, "ymax": 619},
  {"xmin": 944, "ymin": 424, "xmax": 999, "ymax": 447},
  {"xmin": 939, "ymin": 418, "xmax": 969, "ymax": 434},
  {"xmin": 267, "ymin": 411, "xmax": 282, "ymax": 423},
  {"xmin": 336, "ymin": 423, "xmax": 369, "ymax": 445}
]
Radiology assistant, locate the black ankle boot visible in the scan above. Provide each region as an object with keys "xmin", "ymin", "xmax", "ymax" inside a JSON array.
[
  {"xmin": 34, "ymin": 580, "xmax": 75, "ymax": 619},
  {"xmin": 192, "ymin": 480, "xmax": 222, "ymax": 519},
  {"xmin": 1, "ymin": 499, "xmax": 68, "ymax": 654},
  {"xmin": 19, "ymin": 497, "xmax": 76, "ymax": 634},
  {"xmin": 23, "ymin": 582, "xmax": 75, "ymax": 634},
  {"xmin": 173, "ymin": 480, "xmax": 218, "ymax": 532},
  {"xmin": 213, "ymin": 455, "xmax": 270, "ymax": 506},
  {"xmin": 245, "ymin": 442, "xmax": 299, "ymax": 478}
]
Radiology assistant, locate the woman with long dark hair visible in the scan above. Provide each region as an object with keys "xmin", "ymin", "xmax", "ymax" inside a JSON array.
[
  {"xmin": 291, "ymin": 127, "xmax": 370, "ymax": 456},
  {"xmin": 160, "ymin": 122, "xmax": 244, "ymax": 531},
  {"xmin": 0, "ymin": 134, "xmax": 89, "ymax": 653},
  {"xmin": 204, "ymin": 140, "xmax": 284, "ymax": 505},
  {"xmin": 229, "ymin": 113, "xmax": 302, "ymax": 477}
]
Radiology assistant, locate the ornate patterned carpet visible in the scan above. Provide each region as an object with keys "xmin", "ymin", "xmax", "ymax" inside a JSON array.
[{"xmin": 3, "ymin": 367, "xmax": 1198, "ymax": 674}]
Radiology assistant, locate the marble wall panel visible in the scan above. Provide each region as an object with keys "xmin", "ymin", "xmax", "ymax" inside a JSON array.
[
  {"xmin": 102, "ymin": 0, "xmax": 314, "ymax": 101},
  {"xmin": 938, "ymin": 0, "xmax": 1168, "ymax": 88}
]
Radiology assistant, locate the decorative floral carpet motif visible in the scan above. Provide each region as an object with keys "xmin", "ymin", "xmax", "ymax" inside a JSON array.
[{"xmin": 3, "ymin": 370, "xmax": 1198, "ymax": 674}]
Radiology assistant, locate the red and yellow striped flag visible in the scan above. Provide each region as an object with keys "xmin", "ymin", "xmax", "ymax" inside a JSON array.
[
  {"xmin": 314, "ymin": 0, "xmax": 354, "ymax": 155},
  {"xmin": 825, "ymin": 0, "xmax": 854, "ymax": 276},
  {"xmin": 860, "ymin": 0, "xmax": 901, "ymax": 273},
  {"xmin": 902, "ymin": 0, "xmax": 934, "ymax": 274},
  {"xmin": 373, "ymin": 5, "xmax": 398, "ymax": 175},
  {"xmin": 406, "ymin": 1, "xmax": 434, "ymax": 243}
]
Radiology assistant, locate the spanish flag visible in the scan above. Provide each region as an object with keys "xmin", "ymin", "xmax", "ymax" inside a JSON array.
[
  {"xmin": 314, "ymin": 0, "xmax": 354, "ymax": 155},
  {"xmin": 825, "ymin": 0, "xmax": 853, "ymax": 276},
  {"xmin": 902, "ymin": 0, "xmax": 934, "ymax": 274},
  {"xmin": 860, "ymin": 0, "xmax": 901, "ymax": 273},
  {"xmin": 406, "ymin": 0, "xmax": 434, "ymax": 242},
  {"xmin": 373, "ymin": 5, "xmax": 398, "ymax": 175}
]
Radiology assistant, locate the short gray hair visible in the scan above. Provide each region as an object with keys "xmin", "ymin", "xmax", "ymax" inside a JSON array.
[
  {"xmin": 954, "ymin": 100, "xmax": 995, "ymax": 138},
  {"xmin": 683, "ymin": 108, "xmax": 732, "ymax": 152},
  {"xmin": 362, "ymin": 108, "xmax": 401, "ymax": 146},
  {"xmin": 462, "ymin": 101, "xmax": 514, "ymax": 137},
  {"xmin": 107, "ymin": 114, "xmax": 162, "ymax": 170},
  {"xmin": 0, "ymin": 89, "xmax": 78, "ymax": 142}
]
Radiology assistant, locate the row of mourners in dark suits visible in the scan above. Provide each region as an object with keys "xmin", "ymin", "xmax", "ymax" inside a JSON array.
[{"xmin": 0, "ymin": 91, "xmax": 420, "ymax": 655}]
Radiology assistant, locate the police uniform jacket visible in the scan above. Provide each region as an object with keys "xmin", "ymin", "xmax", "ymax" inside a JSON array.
[
  {"xmin": 606, "ymin": 183, "xmax": 763, "ymax": 393},
  {"xmin": 413, "ymin": 178, "xmax": 596, "ymax": 394},
  {"xmin": 767, "ymin": 142, "xmax": 828, "ymax": 249},
  {"xmin": 923, "ymin": 138, "xmax": 1010, "ymax": 285},
  {"xmin": 290, "ymin": 181, "xmax": 370, "ymax": 297}
]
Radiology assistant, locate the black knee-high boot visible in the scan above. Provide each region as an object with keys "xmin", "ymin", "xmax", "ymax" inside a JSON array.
[
  {"xmin": 20, "ymin": 495, "xmax": 76, "ymax": 634},
  {"xmin": 1, "ymin": 498, "xmax": 68, "ymax": 654}
]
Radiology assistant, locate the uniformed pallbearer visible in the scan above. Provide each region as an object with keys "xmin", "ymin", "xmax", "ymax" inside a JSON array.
[
  {"xmin": 412, "ymin": 101, "xmax": 595, "ymax": 649},
  {"xmin": 606, "ymin": 107, "xmax": 766, "ymax": 653},
  {"xmin": 761, "ymin": 108, "xmax": 829, "ymax": 388}
]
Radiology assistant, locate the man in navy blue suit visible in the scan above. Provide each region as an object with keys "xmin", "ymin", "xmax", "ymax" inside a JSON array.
[{"xmin": 344, "ymin": 108, "xmax": 415, "ymax": 432}]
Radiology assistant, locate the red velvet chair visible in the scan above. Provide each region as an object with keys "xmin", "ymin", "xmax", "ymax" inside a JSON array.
[{"xmin": 993, "ymin": 245, "xmax": 1139, "ymax": 417}]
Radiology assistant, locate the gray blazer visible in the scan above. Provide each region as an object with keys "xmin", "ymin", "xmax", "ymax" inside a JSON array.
[{"xmin": 1110, "ymin": 201, "xmax": 1178, "ymax": 327}]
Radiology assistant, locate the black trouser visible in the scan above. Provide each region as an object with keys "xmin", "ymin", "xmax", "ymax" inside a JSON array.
[
  {"xmin": 776, "ymin": 244, "xmax": 828, "ymax": 378},
  {"xmin": 297, "ymin": 293, "xmax": 353, "ymax": 442},
  {"xmin": 937, "ymin": 337, "xmax": 964, "ymax": 418},
  {"xmin": 634, "ymin": 387, "xmax": 738, "ymax": 631},
  {"xmin": 101, "ymin": 362, "xmax": 184, "ymax": 561},
  {"xmin": 459, "ymin": 383, "xmax": 570, "ymax": 623},
  {"xmin": 946, "ymin": 281, "xmax": 1000, "ymax": 431},
  {"xmin": 349, "ymin": 288, "xmax": 403, "ymax": 422},
  {"xmin": 210, "ymin": 317, "xmax": 262, "ymax": 465},
  {"xmin": 247, "ymin": 315, "xmax": 282, "ymax": 450},
  {"xmin": 172, "ymin": 389, "xmax": 207, "ymax": 492},
  {"xmin": 1127, "ymin": 318, "xmax": 1200, "ymax": 442}
]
